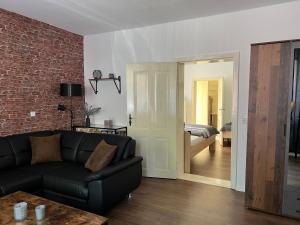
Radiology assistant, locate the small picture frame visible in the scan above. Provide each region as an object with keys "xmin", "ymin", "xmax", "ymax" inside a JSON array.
[{"xmin": 104, "ymin": 120, "xmax": 113, "ymax": 127}]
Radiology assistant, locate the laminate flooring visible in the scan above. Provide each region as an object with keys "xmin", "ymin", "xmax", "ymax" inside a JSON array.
[
  {"xmin": 106, "ymin": 178, "xmax": 299, "ymax": 225},
  {"xmin": 190, "ymin": 142, "xmax": 231, "ymax": 180}
]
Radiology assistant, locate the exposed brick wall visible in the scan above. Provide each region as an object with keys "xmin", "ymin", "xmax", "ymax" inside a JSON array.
[{"xmin": 0, "ymin": 9, "xmax": 85, "ymax": 136}]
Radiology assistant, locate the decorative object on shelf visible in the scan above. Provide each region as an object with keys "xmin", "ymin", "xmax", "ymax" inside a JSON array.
[
  {"xmin": 104, "ymin": 119, "xmax": 113, "ymax": 128},
  {"xmin": 76, "ymin": 127, "xmax": 97, "ymax": 133},
  {"xmin": 84, "ymin": 103, "xmax": 101, "ymax": 127},
  {"xmin": 89, "ymin": 73, "xmax": 121, "ymax": 94},
  {"xmin": 86, "ymin": 116, "xmax": 91, "ymax": 127},
  {"xmin": 74, "ymin": 125, "xmax": 127, "ymax": 136},
  {"xmin": 58, "ymin": 83, "xmax": 82, "ymax": 130},
  {"xmin": 93, "ymin": 70, "xmax": 102, "ymax": 79}
]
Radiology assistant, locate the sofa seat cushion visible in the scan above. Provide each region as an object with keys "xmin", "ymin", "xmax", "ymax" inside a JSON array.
[
  {"xmin": 0, "ymin": 162, "xmax": 70, "ymax": 196},
  {"xmin": 17, "ymin": 162, "xmax": 70, "ymax": 175},
  {"xmin": 43, "ymin": 163, "xmax": 90, "ymax": 200},
  {"xmin": 0, "ymin": 169, "xmax": 42, "ymax": 196}
]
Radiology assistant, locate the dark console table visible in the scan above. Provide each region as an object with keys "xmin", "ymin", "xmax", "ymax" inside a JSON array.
[{"xmin": 73, "ymin": 125, "xmax": 127, "ymax": 136}]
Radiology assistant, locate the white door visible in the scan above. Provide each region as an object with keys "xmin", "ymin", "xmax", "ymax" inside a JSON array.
[
  {"xmin": 127, "ymin": 63, "xmax": 178, "ymax": 178},
  {"xmin": 217, "ymin": 78, "xmax": 224, "ymax": 130}
]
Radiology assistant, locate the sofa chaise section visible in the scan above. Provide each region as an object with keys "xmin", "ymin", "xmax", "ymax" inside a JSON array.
[{"xmin": 0, "ymin": 130, "xmax": 142, "ymax": 214}]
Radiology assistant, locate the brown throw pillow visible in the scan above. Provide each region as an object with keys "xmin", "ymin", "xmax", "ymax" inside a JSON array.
[
  {"xmin": 30, "ymin": 134, "xmax": 62, "ymax": 165},
  {"xmin": 85, "ymin": 140, "xmax": 117, "ymax": 172}
]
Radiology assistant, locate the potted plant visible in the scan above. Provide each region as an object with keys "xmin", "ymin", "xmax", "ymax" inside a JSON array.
[{"xmin": 84, "ymin": 103, "xmax": 101, "ymax": 127}]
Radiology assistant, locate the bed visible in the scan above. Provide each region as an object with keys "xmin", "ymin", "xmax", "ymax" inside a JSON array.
[
  {"xmin": 220, "ymin": 122, "xmax": 232, "ymax": 147},
  {"xmin": 184, "ymin": 124, "xmax": 219, "ymax": 173}
]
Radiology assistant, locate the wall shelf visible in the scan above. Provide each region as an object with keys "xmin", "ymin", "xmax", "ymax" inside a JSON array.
[{"xmin": 89, "ymin": 76, "xmax": 121, "ymax": 94}]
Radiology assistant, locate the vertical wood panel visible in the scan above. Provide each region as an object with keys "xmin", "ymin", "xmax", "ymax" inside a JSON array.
[
  {"xmin": 246, "ymin": 45, "xmax": 259, "ymax": 207},
  {"xmin": 246, "ymin": 42, "xmax": 291, "ymax": 215},
  {"xmin": 274, "ymin": 43, "xmax": 291, "ymax": 212}
]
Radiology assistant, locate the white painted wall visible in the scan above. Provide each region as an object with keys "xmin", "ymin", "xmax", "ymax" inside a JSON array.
[
  {"xmin": 184, "ymin": 62, "xmax": 233, "ymax": 126},
  {"xmin": 84, "ymin": 1, "xmax": 300, "ymax": 191}
]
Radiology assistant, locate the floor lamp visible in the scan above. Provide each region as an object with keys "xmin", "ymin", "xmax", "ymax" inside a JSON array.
[{"xmin": 58, "ymin": 83, "xmax": 82, "ymax": 130}]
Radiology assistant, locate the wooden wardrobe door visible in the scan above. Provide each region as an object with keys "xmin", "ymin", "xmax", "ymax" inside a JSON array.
[{"xmin": 246, "ymin": 42, "xmax": 291, "ymax": 215}]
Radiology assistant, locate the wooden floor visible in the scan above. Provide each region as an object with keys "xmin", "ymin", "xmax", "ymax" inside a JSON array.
[
  {"xmin": 106, "ymin": 178, "xmax": 299, "ymax": 225},
  {"xmin": 190, "ymin": 141, "xmax": 231, "ymax": 180}
]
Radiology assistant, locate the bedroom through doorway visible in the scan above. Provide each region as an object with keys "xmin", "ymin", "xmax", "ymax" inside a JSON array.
[{"xmin": 183, "ymin": 57, "xmax": 234, "ymax": 187}]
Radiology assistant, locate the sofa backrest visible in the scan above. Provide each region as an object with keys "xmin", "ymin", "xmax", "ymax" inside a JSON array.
[
  {"xmin": 0, "ymin": 137, "xmax": 16, "ymax": 170},
  {"xmin": 54, "ymin": 130, "xmax": 84, "ymax": 162},
  {"xmin": 122, "ymin": 139, "xmax": 136, "ymax": 159},
  {"xmin": 76, "ymin": 133, "xmax": 132, "ymax": 164},
  {"xmin": 6, "ymin": 131, "xmax": 54, "ymax": 166},
  {"xmin": 1, "ymin": 130, "xmax": 135, "ymax": 169}
]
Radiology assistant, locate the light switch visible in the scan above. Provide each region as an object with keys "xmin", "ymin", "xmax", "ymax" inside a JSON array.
[{"xmin": 30, "ymin": 111, "xmax": 36, "ymax": 117}]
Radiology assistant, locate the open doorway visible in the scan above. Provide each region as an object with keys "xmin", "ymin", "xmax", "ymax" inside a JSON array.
[
  {"xmin": 125, "ymin": 55, "xmax": 239, "ymax": 189},
  {"xmin": 182, "ymin": 57, "xmax": 235, "ymax": 187}
]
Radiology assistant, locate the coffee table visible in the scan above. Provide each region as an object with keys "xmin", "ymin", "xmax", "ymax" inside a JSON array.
[{"xmin": 0, "ymin": 191, "xmax": 108, "ymax": 225}]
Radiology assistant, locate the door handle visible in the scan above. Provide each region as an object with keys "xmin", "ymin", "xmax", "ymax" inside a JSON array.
[
  {"xmin": 129, "ymin": 114, "xmax": 134, "ymax": 126},
  {"xmin": 284, "ymin": 123, "xmax": 287, "ymax": 137}
]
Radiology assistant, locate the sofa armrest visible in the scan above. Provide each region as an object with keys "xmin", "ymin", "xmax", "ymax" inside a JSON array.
[
  {"xmin": 85, "ymin": 156, "xmax": 143, "ymax": 182},
  {"xmin": 87, "ymin": 156, "xmax": 142, "ymax": 213}
]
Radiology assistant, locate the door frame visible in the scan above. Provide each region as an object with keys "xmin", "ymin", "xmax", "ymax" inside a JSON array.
[
  {"xmin": 176, "ymin": 52, "xmax": 240, "ymax": 190},
  {"xmin": 191, "ymin": 78, "xmax": 223, "ymax": 129},
  {"xmin": 125, "ymin": 52, "xmax": 239, "ymax": 190}
]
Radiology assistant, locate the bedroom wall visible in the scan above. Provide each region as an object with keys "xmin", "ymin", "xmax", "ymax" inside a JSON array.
[
  {"xmin": 184, "ymin": 62, "xmax": 233, "ymax": 126},
  {"xmin": 0, "ymin": 9, "xmax": 84, "ymax": 136},
  {"xmin": 84, "ymin": 1, "xmax": 300, "ymax": 191}
]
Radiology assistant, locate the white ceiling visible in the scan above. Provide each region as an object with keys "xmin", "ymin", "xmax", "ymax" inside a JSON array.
[{"xmin": 0, "ymin": 0, "xmax": 297, "ymax": 35}]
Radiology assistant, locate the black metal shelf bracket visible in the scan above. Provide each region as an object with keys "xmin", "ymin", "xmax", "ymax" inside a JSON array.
[
  {"xmin": 113, "ymin": 76, "xmax": 121, "ymax": 94},
  {"xmin": 89, "ymin": 76, "xmax": 121, "ymax": 94},
  {"xmin": 89, "ymin": 78, "xmax": 98, "ymax": 94}
]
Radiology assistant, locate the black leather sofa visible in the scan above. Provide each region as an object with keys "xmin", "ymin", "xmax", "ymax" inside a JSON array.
[{"xmin": 0, "ymin": 130, "xmax": 142, "ymax": 214}]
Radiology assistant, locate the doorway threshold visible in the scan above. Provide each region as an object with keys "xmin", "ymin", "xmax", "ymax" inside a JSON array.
[{"xmin": 179, "ymin": 173, "xmax": 231, "ymax": 188}]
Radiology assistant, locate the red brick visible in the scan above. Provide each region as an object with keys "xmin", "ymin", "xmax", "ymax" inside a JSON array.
[{"xmin": 0, "ymin": 9, "xmax": 84, "ymax": 136}]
